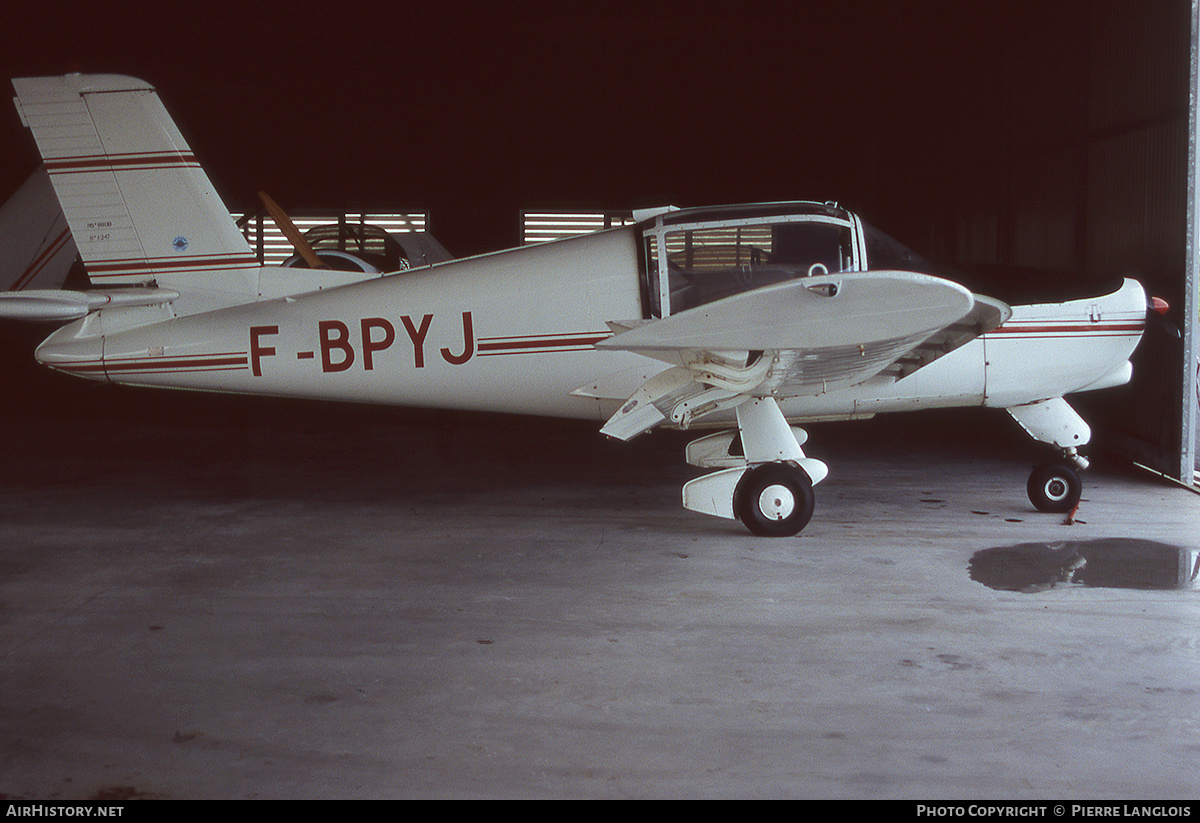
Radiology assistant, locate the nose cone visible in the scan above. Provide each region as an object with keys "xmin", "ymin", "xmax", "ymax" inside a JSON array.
[
  {"xmin": 35, "ymin": 321, "xmax": 107, "ymax": 381},
  {"xmin": 1150, "ymin": 296, "xmax": 1170, "ymax": 315}
]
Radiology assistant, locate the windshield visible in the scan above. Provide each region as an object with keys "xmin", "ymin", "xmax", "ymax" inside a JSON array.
[{"xmin": 861, "ymin": 223, "xmax": 935, "ymax": 273}]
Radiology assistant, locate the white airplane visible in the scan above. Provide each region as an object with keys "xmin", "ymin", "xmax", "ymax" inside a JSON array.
[{"xmin": 0, "ymin": 74, "xmax": 1164, "ymax": 536}]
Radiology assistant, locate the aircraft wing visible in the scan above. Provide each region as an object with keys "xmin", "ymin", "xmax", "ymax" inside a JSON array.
[{"xmin": 595, "ymin": 270, "xmax": 1008, "ymax": 439}]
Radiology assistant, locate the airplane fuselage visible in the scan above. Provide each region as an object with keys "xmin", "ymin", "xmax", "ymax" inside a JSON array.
[{"xmin": 34, "ymin": 225, "xmax": 1148, "ymax": 426}]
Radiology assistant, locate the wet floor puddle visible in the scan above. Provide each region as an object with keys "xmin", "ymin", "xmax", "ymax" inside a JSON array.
[{"xmin": 970, "ymin": 538, "xmax": 1199, "ymax": 592}]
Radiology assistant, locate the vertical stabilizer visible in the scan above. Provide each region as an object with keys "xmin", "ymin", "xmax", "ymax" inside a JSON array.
[{"xmin": 12, "ymin": 74, "xmax": 258, "ymax": 310}]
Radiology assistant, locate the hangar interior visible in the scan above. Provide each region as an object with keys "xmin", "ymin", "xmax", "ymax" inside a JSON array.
[
  {"xmin": 879, "ymin": 0, "xmax": 1198, "ymax": 485},
  {"xmin": 2, "ymin": 0, "xmax": 1200, "ymax": 802},
  {"xmin": 224, "ymin": 0, "xmax": 1198, "ymax": 486}
]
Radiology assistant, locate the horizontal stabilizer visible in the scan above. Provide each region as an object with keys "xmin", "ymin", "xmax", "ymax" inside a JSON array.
[{"xmin": 0, "ymin": 287, "xmax": 178, "ymax": 321}]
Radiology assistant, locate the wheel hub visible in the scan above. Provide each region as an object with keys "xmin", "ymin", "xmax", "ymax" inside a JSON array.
[
  {"xmin": 1044, "ymin": 478, "xmax": 1068, "ymax": 501},
  {"xmin": 758, "ymin": 483, "xmax": 796, "ymax": 521}
]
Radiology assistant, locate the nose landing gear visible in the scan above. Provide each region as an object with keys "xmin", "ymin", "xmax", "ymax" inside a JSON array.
[{"xmin": 1007, "ymin": 397, "xmax": 1092, "ymax": 515}]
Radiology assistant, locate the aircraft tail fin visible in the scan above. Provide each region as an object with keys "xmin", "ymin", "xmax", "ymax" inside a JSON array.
[
  {"xmin": 0, "ymin": 165, "xmax": 78, "ymax": 292},
  {"xmin": 11, "ymin": 75, "xmax": 258, "ymax": 308}
]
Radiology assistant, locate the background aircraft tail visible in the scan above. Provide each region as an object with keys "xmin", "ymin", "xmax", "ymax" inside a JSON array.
[
  {"xmin": 11, "ymin": 74, "xmax": 259, "ymax": 308},
  {"xmin": 0, "ymin": 166, "xmax": 78, "ymax": 292}
]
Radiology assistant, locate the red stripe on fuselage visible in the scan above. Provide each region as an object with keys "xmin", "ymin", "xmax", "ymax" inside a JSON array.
[
  {"xmin": 477, "ymin": 332, "xmax": 610, "ymax": 355},
  {"xmin": 51, "ymin": 352, "xmax": 249, "ymax": 378},
  {"xmin": 986, "ymin": 321, "xmax": 1143, "ymax": 339}
]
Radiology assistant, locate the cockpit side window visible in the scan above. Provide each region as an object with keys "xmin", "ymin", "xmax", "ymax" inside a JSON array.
[
  {"xmin": 648, "ymin": 220, "xmax": 851, "ymax": 315},
  {"xmin": 772, "ymin": 223, "xmax": 849, "ymax": 274}
]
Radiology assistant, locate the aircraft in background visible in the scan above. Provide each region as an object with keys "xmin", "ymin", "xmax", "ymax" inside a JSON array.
[{"xmin": 0, "ymin": 74, "xmax": 1163, "ymax": 536}]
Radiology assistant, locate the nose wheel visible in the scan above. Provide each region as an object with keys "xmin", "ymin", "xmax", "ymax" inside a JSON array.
[{"xmin": 1027, "ymin": 461, "xmax": 1082, "ymax": 513}]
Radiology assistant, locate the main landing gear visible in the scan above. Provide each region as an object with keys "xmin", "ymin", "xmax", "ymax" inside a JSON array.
[
  {"xmin": 682, "ymin": 397, "xmax": 827, "ymax": 537},
  {"xmin": 681, "ymin": 395, "xmax": 1095, "ymax": 536},
  {"xmin": 682, "ymin": 394, "xmax": 1100, "ymax": 535}
]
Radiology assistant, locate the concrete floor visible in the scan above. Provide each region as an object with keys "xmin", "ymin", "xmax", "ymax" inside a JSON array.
[{"xmin": 1, "ymin": 384, "xmax": 1198, "ymax": 800}]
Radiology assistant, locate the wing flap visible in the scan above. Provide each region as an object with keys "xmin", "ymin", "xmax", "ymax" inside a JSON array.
[
  {"xmin": 570, "ymin": 363, "xmax": 672, "ymax": 400},
  {"xmin": 598, "ymin": 366, "xmax": 699, "ymax": 440},
  {"xmin": 879, "ymin": 294, "xmax": 1011, "ymax": 380}
]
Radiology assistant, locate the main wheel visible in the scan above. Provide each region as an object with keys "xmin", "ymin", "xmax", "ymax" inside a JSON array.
[
  {"xmin": 733, "ymin": 462, "xmax": 815, "ymax": 537},
  {"xmin": 1027, "ymin": 462, "xmax": 1082, "ymax": 513}
]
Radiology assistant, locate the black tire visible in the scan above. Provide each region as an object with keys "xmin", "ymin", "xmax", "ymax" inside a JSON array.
[
  {"xmin": 733, "ymin": 462, "xmax": 815, "ymax": 537},
  {"xmin": 1027, "ymin": 462, "xmax": 1082, "ymax": 513}
]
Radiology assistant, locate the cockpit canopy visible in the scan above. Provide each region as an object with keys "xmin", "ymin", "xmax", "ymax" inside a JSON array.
[{"xmin": 639, "ymin": 202, "xmax": 933, "ymax": 317}]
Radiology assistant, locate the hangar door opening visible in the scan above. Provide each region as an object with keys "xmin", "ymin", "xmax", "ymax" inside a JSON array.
[
  {"xmin": 897, "ymin": 0, "xmax": 1198, "ymax": 487},
  {"xmin": 1186, "ymin": 0, "xmax": 1200, "ymax": 487}
]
